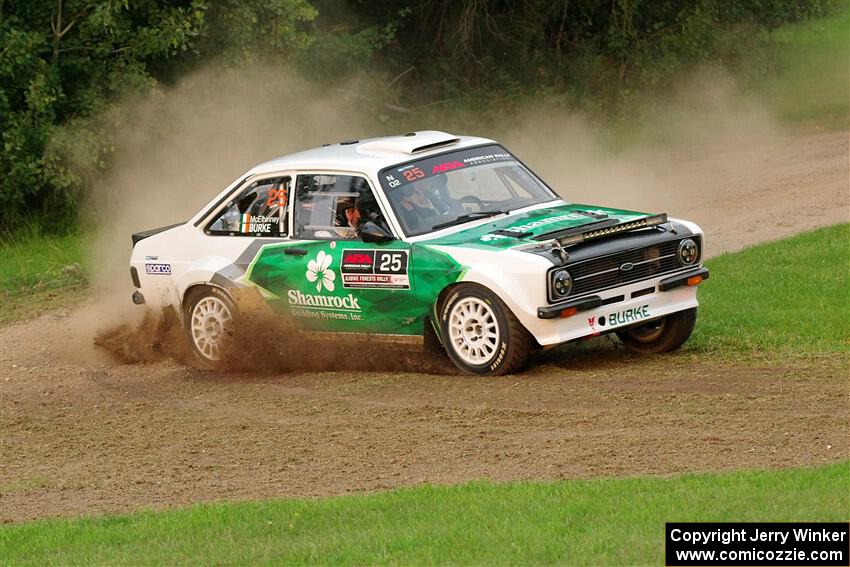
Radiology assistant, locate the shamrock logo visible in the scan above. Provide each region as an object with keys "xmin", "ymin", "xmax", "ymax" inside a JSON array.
[
  {"xmin": 306, "ymin": 250, "xmax": 336, "ymax": 292},
  {"xmin": 479, "ymin": 233, "xmax": 506, "ymax": 242}
]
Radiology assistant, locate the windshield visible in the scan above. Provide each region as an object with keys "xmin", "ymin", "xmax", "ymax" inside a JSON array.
[{"xmin": 379, "ymin": 144, "xmax": 557, "ymax": 237}]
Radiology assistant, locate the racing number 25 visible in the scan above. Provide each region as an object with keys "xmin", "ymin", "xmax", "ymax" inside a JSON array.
[
  {"xmin": 402, "ymin": 167, "xmax": 425, "ymax": 182},
  {"xmin": 376, "ymin": 251, "xmax": 407, "ymax": 274}
]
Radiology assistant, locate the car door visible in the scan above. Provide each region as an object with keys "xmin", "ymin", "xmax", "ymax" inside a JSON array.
[{"xmin": 245, "ymin": 171, "xmax": 423, "ymax": 336}]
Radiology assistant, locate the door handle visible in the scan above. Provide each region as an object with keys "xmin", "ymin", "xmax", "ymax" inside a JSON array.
[{"xmin": 284, "ymin": 248, "xmax": 308, "ymax": 256}]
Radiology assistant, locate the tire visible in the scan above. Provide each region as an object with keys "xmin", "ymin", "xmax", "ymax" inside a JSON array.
[
  {"xmin": 184, "ymin": 286, "xmax": 237, "ymax": 369},
  {"xmin": 439, "ymin": 284, "xmax": 532, "ymax": 376},
  {"xmin": 616, "ymin": 308, "xmax": 697, "ymax": 354}
]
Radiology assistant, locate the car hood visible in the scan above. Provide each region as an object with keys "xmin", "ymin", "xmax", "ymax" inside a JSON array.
[{"xmin": 419, "ymin": 202, "xmax": 660, "ymax": 250}]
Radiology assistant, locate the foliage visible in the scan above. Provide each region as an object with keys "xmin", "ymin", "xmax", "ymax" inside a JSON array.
[
  {"xmin": 0, "ymin": 0, "xmax": 316, "ymax": 232},
  {"xmin": 1, "ymin": 462, "xmax": 846, "ymax": 565},
  {"xmin": 0, "ymin": 0, "xmax": 844, "ymax": 234},
  {"xmin": 357, "ymin": 0, "xmax": 841, "ymax": 107}
]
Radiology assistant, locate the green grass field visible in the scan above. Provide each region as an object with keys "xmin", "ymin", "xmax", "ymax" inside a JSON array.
[
  {"xmin": 1, "ymin": 463, "xmax": 846, "ymax": 566},
  {"xmin": 753, "ymin": 7, "xmax": 850, "ymax": 128},
  {"xmin": 0, "ymin": 232, "xmax": 88, "ymax": 324},
  {"xmin": 688, "ymin": 223, "xmax": 850, "ymax": 355}
]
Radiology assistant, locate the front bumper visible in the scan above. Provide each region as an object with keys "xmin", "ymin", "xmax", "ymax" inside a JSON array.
[{"xmin": 531, "ymin": 267, "xmax": 708, "ymax": 346}]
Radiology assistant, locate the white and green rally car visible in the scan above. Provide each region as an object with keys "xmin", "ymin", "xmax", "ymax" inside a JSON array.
[{"xmin": 129, "ymin": 131, "xmax": 708, "ymax": 375}]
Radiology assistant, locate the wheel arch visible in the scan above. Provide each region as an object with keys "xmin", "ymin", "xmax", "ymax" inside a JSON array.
[
  {"xmin": 431, "ymin": 279, "xmax": 535, "ymax": 344},
  {"xmin": 181, "ymin": 282, "xmax": 235, "ymax": 318},
  {"xmin": 434, "ymin": 279, "xmax": 535, "ymax": 375}
]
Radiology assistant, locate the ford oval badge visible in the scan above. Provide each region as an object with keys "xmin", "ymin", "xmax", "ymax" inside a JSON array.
[{"xmin": 619, "ymin": 262, "xmax": 635, "ymax": 272}]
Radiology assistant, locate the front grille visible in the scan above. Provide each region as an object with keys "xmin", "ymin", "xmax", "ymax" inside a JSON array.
[{"xmin": 550, "ymin": 238, "xmax": 697, "ymax": 301}]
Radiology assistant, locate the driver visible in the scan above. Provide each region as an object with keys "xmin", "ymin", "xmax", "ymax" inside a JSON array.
[
  {"xmin": 334, "ymin": 197, "xmax": 363, "ymax": 239},
  {"xmin": 397, "ymin": 178, "xmax": 441, "ymax": 233}
]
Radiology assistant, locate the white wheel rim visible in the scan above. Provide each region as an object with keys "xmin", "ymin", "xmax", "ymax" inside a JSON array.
[
  {"xmin": 190, "ymin": 296, "xmax": 233, "ymax": 361},
  {"xmin": 448, "ymin": 297, "xmax": 500, "ymax": 365}
]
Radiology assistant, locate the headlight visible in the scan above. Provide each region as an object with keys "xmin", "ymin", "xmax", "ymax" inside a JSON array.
[
  {"xmin": 678, "ymin": 238, "xmax": 699, "ymax": 266},
  {"xmin": 552, "ymin": 269, "xmax": 573, "ymax": 298}
]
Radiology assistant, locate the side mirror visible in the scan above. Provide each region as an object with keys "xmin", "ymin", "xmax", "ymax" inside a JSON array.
[{"xmin": 359, "ymin": 221, "xmax": 394, "ymax": 243}]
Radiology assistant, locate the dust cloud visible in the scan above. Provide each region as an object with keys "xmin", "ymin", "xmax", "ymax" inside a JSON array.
[
  {"xmin": 74, "ymin": 61, "xmax": 794, "ymax": 368},
  {"xmin": 94, "ymin": 301, "xmax": 453, "ymax": 374},
  {"xmin": 85, "ymin": 66, "xmax": 380, "ymax": 292},
  {"xmin": 71, "ymin": 65, "xmax": 384, "ymax": 358},
  {"xmin": 497, "ymin": 69, "xmax": 785, "ymax": 256}
]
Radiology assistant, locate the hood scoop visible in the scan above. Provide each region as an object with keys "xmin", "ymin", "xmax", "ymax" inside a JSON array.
[{"xmin": 488, "ymin": 228, "xmax": 533, "ymax": 239}]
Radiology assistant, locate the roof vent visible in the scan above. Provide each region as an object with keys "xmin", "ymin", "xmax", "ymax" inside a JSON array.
[
  {"xmin": 411, "ymin": 139, "xmax": 460, "ymax": 153},
  {"xmin": 356, "ymin": 131, "xmax": 460, "ymax": 156}
]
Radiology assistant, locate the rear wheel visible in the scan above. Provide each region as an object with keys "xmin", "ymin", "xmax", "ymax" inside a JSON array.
[
  {"xmin": 616, "ymin": 308, "xmax": 696, "ymax": 354},
  {"xmin": 184, "ymin": 287, "xmax": 237, "ymax": 368},
  {"xmin": 439, "ymin": 284, "xmax": 531, "ymax": 376}
]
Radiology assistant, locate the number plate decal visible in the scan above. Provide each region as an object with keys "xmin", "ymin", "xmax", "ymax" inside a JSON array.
[{"xmin": 340, "ymin": 249, "xmax": 410, "ymax": 289}]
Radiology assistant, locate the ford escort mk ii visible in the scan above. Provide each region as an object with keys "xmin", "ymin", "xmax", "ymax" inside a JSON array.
[{"xmin": 129, "ymin": 131, "xmax": 708, "ymax": 375}]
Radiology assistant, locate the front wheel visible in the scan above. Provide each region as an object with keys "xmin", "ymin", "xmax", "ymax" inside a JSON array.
[
  {"xmin": 439, "ymin": 284, "xmax": 532, "ymax": 376},
  {"xmin": 616, "ymin": 308, "xmax": 697, "ymax": 354},
  {"xmin": 184, "ymin": 287, "xmax": 237, "ymax": 368}
]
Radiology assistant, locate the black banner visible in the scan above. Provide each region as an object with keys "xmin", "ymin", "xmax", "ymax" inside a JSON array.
[{"xmin": 666, "ymin": 523, "xmax": 849, "ymax": 566}]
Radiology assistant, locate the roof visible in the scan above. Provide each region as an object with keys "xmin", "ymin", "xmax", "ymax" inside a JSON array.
[{"xmin": 249, "ymin": 131, "xmax": 497, "ymax": 176}]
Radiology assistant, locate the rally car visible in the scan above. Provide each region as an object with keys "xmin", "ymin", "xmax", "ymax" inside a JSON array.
[{"xmin": 129, "ymin": 131, "xmax": 708, "ymax": 375}]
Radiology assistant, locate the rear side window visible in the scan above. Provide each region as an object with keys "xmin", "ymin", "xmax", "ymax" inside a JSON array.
[
  {"xmin": 293, "ymin": 174, "xmax": 389, "ymax": 240},
  {"xmin": 206, "ymin": 176, "xmax": 290, "ymax": 236}
]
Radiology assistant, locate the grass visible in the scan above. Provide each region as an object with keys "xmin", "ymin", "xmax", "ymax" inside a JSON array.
[
  {"xmin": 0, "ymin": 231, "xmax": 89, "ymax": 324},
  {"xmin": 688, "ymin": 223, "xmax": 850, "ymax": 355},
  {"xmin": 753, "ymin": 7, "xmax": 850, "ymax": 128},
  {"xmin": 1, "ymin": 462, "xmax": 846, "ymax": 566}
]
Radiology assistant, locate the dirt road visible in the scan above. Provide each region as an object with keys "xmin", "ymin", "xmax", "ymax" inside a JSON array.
[{"xmin": 1, "ymin": 129, "xmax": 848, "ymax": 522}]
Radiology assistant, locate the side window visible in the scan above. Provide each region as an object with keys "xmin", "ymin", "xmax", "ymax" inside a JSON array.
[
  {"xmin": 206, "ymin": 176, "xmax": 290, "ymax": 237},
  {"xmin": 293, "ymin": 174, "xmax": 389, "ymax": 240}
]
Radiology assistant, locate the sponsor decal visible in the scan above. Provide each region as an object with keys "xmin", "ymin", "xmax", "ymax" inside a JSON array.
[
  {"xmin": 286, "ymin": 250, "xmax": 363, "ymax": 321},
  {"xmin": 479, "ymin": 212, "xmax": 590, "ymax": 242},
  {"xmin": 145, "ymin": 263, "xmax": 171, "ymax": 275},
  {"xmin": 287, "ymin": 290, "xmax": 360, "ymax": 310},
  {"xmin": 432, "ymin": 161, "xmax": 465, "ymax": 174},
  {"xmin": 240, "ymin": 213, "xmax": 279, "ymax": 234},
  {"xmin": 606, "ymin": 304, "xmax": 650, "ymax": 326},
  {"xmin": 462, "ymin": 152, "xmax": 512, "ymax": 165},
  {"xmin": 305, "ymin": 250, "xmax": 336, "ymax": 292},
  {"xmin": 341, "ymin": 249, "xmax": 410, "ymax": 289},
  {"xmin": 144, "ymin": 255, "xmax": 158, "ymax": 261},
  {"xmin": 342, "ymin": 251, "xmax": 373, "ymax": 271}
]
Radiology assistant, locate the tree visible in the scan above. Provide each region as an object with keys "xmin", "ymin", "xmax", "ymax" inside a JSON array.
[{"xmin": 0, "ymin": 0, "xmax": 316, "ymax": 232}]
